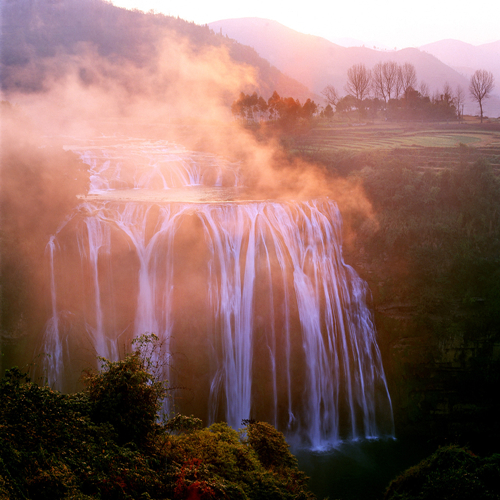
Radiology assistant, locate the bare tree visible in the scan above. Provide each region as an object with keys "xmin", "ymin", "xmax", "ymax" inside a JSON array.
[
  {"xmin": 395, "ymin": 67, "xmax": 404, "ymax": 100},
  {"xmin": 321, "ymin": 85, "xmax": 340, "ymax": 108},
  {"xmin": 372, "ymin": 62, "xmax": 387, "ymax": 101},
  {"xmin": 469, "ymin": 69, "xmax": 495, "ymax": 123},
  {"xmin": 442, "ymin": 82, "xmax": 453, "ymax": 101},
  {"xmin": 372, "ymin": 61, "xmax": 415, "ymax": 101},
  {"xmin": 382, "ymin": 61, "xmax": 399, "ymax": 100},
  {"xmin": 345, "ymin": 64, "xmax": 372, "ymax": 101},
  {"xmin": 400, "ymin": 63, "xmax": 417, "ymax": 97},
  {"xmin": 454, "ymin": 85, "xmax": 465, "ymax": 121},
  {"xmin": 419, "ymin": 81, "xmax": 430, "ymax": 98}
]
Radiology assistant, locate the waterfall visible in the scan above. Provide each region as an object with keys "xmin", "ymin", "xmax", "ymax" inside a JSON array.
[{"xmin": 43, "ymin": 138, "xmax": 394, "ymax": 449}]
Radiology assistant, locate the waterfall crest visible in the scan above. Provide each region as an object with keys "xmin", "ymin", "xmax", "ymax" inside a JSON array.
[{"xmin": 43, "ymin": 139, "xmax": 394, "ymax": 448}]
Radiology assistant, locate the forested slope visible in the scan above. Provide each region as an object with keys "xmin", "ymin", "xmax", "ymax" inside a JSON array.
[{"xmin": 1, "ymin": 0, "xmax": 312, "ymax": 101}]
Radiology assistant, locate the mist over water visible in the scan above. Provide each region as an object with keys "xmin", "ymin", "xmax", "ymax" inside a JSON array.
[{"xmin": 41, "ymin": 138, "xmax": 394, "ymax": 449}]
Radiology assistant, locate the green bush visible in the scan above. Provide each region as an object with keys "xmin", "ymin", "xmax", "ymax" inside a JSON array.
[
  {"xmin": 84, "ymin": 352, "xmax": 166, "ymax": 447},
  {"xmin": 385, "ymin": 445, "xmax": 500, "ymax": 500},
  {"xmin": 0, "ymin": 342, "xmax": 315, "ymax": 499},
  {"xmin": 0, "ymin": 366, "xmax": 165, "ymax": 499},
  {"xmin": 165, "ymin": 422, "xmax": 314, "ymax": 500},
  {"xmin": 244, "ymin": 420, "xmax": 298, "ymax": 470}
]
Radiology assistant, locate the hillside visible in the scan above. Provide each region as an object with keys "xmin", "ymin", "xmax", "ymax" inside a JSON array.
[
  {"xmin": 420, "ymin": 39, "xmax": 500, "ymax": 79},
  {"xmin": 0, "ymin": 0, "xmax": 313, "ymax": 105},
  {"xmin": 420, "ymin": 39, "xmax": 500, "ymax": 98},
  {"xmin": 209, "ymin": 18, "xmax": 500, "ymax": 117}
]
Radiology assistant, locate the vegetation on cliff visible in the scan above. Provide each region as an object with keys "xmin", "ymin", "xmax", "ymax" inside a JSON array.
[
  {"xmin": 0, "ymin": 335, "xmax": 315, "ymax": 500},
  {"xmin": 385, "ymin": 445, "xmax": 500, "ymax": 500},
  {"xmin": 286, "ymin": 130, "xmax": 500, "ymax": 450}
]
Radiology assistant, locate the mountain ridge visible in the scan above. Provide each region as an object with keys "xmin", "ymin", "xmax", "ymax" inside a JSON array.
[
  {"xmin": 0, "ymin": 1, "xmax": 315, "ymax": 105},
  {"xmin": 419, "ymin": 39, "xmax": 500, "ymax": 85},
  {"xmin": 209, "ymin": 17, "xmax": 500, "ymax": 116}
]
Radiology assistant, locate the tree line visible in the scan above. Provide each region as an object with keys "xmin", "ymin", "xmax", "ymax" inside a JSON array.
[
  {"xmin": 231, "ymin": 91, "xmax": 318, "ymax": 127},
  {"xmin": 231, "ymin": 61, "xmax": 495, "ymax": 125},
  {"xmin": 323, "ymin": 62, "xmax": 495, "ymax": 122}
]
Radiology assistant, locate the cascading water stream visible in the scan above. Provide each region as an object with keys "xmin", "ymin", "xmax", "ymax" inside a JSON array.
[
  {"xmin": 42, "ymin": 138, "xmax": 394, "ymax": 449},
  {"xmin": 43, "ymin": 236, "xmax": 63, "ymax": 391}
]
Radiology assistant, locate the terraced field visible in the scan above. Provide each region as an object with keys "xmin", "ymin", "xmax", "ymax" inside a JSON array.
[{"xmin": 291, "ymin": 121, "xmax": 500, "ymax": 170}]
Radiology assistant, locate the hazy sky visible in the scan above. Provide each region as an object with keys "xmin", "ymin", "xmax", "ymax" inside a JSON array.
[{"xmin": 110, "ymin": 0, "xmax": 500, "ymax": 49}]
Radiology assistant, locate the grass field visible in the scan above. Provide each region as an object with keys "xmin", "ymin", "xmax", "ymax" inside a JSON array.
[{"xmin": 288, "ymin": 119, "xmax": 500, "ymax": 169}]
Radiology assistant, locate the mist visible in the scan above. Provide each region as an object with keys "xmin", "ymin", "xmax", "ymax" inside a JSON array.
[
  {"xmin": 1, "ymin": 0, "xmax": 377, "ymax": 379},
  {"xmin": 1, "ymin": 0, "xmax": 382, "ymax": 447}
]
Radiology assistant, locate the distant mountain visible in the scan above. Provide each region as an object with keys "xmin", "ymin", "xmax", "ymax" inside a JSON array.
[
  {"xmin": 326, "ymin": 37, "xmax": 395, "ymax": 51},
  {"xmin": 209, "ymin": 18, "xmax": 500, "ymax": 116},
  {"xmin": 420, "ymin": 39, "xmax": 500, "ymax": 83},
  {"xmin": 210, "ymin": 18, "xmax": 344, "ymax": 95},
  {"xmin": 481, "ymin": 40, "xmax": 500, "ymax": 56}
]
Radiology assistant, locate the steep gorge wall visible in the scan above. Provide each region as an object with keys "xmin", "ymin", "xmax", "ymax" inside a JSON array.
[
  {"xmin": 0, "ymin": 105, "xmax": 90, "ymax": 374},
  {"xmin": 344, "ymin": 160, "xmax": 500, "ymax": 452}
]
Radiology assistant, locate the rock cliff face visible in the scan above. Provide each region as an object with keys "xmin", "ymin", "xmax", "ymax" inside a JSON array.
[
  {"xmin": 322, "ymin": 140, "xmax": 500, "ymax": 453},
  {"xmin": 345, "ymin": 243, "xmax": 500, "ymax": 452},
  {"xmin": 0, "ymin": 104, "xmax": 90, "ymax": 374}
]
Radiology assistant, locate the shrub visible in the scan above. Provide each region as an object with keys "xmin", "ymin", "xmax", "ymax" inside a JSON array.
[
  {"xmin": 166, "ymin": 421, "xmax": 315, "ymax": 500},
  {"xmin": 83, "ymin": 334, "xmax": 168, "ymax": 447},
  {"xmin": 0, "ymin": 341, "xmax": 315, "ymax": 499},
  {"xmin": 0, "ymin": 365, "xmax": 166, "ymax": 499},
  {"xmin": 243, "ymin": 420, "xmax": 298, "ymax": 470},
  {"xmin": 385, "ymin": 445, "xmax": 500, "ymax": 500}
]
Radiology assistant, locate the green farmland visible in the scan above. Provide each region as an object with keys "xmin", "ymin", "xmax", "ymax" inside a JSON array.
[{"xmin": 287, "ymin": 120, "xmax": 500, "ymax": 170}]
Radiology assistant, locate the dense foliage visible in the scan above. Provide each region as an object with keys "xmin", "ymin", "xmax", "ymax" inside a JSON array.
[
  {"xmin": 0, "ymin": 337, "xmax": 315, "ymax": 500},
  {"xmin": 384, "ymin": 446, "xmax": 500, "ymax": 500},
  {"xmin": 84, "ymin": 353, "xmax": 168, "ymax": 448},
  {"xmin": 357, "ymin": 152, "xmax": 500, "ymax": 334},
  {"xmin": 338, "ymin": 90, "xmax": 458, "ymax": 121}
]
